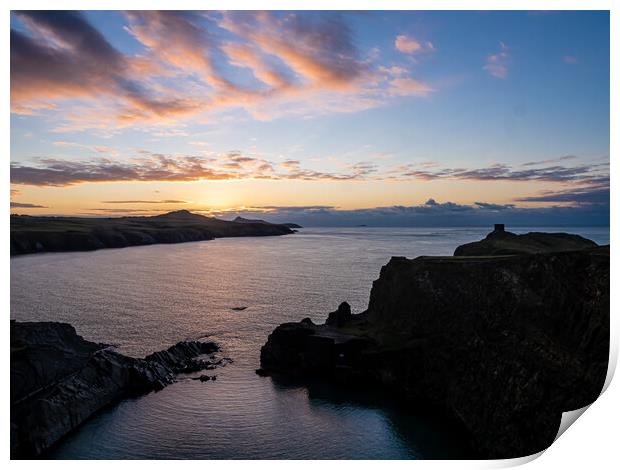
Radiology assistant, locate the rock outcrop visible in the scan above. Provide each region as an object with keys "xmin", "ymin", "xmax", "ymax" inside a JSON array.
[
  {"xmin": 259, "ymin": 231, "xmax": 609, "ymax": 459},
  {"xmin": 454, "ymin": 225, "xmax": 597, "ymax": 256},
  {"xmin": 11, "ymin": 321, "xmax": 220, "ymax": 458},
  {"xmin": 10, "ymin": 210, "xmax": 294, "ymax": 256}
]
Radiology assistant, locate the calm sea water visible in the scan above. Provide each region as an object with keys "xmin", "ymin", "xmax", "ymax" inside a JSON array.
[{"xmin": 10, "ymin": 226, "xmax": 610, "ymax": 459}]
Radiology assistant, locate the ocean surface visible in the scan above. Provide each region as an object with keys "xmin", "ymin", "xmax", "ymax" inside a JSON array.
[{"xmin": 10, "ymin": 226, "xmax": 610, "ymax": 459}]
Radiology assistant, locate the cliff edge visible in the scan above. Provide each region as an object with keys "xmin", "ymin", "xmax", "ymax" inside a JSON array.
[{"xmin": 258, "ymin": 229, "xmax": 609, "ymax": 459}]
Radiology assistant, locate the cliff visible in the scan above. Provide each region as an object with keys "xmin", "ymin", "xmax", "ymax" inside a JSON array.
[
  {"xmin": 10, "ymin": 210, "xmax": 294, "ymax": 255},
  {"xmin": 259, "ymin": 232, "xmax": 609, "ymax": 459},
  {"xmin": 11, "ymin": 321, "xmax": 221, "ymax": 458}
]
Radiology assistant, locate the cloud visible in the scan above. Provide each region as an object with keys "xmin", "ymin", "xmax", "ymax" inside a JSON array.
[
  {"xmin": 11, "ymin": 151, "xmax": 608, "ymax": 193},
  {"xmin": 49, "ymin": 197, "xmax": 607, "ymax": 228},
  {"xmin": 11, "ymin": 11, "xmax": 434, "ymax": 130},
  {"xmin": 522, "ymin": 155, "xmax": 577, "ymax": 166},
  {"xmin": 564, "ymin": 55, "xmax": 578, "ymax": 64},
  {"xmin": 11, "ymin": 154, "xmax": 233, "ymax": 186},
  {"xmin": 10, "ymin": 11, "xmax": 124, "ymax": 114},
  {"xmin": 189, "ymin": 141, "xmax": 209, "ymax": 147},
  {"xmin": 281, "ymin": 159, "xmax": 301, "ymax": 169},
  {"xmin": 474, "ymin": 201, "xmax": 516, "ymax": 210},
  {"xmin": 378, "ymin": 65, "xmax": 408, "ymax": 77},
  {"xmin": 10, "ymin": 201, "xmax": 48, "ymax": 208},
  {"xmin": 515, "ymin": 185, "xmax": 609, "ymax": 205},
  {"xmin": 101, "ymin": 200, "xmax": 189, "ymax": 204},
  {"xmin": 216, "ymin": 198, "xmax": 609, "ymax": 227},
  {"xmin": 220, "ymin": 11, "xmax": 367, "ymax": 90},
  {"xmin": 124, "ymin": 11, "xmax": 225, "ymax": 87},
  {"xmin": 10, "ymin": 151, "xmax": 378, "ymax": 186},
  {"xmin": 483, "ymin": 42, "xmax": 509, "ymax": 79},
  {"xmin": 54, "ymin": 140, "xmax": 118, "ymax": 155},
  {"xmin": 222, "ymin": 41, "xmax": 293, "ymax": 89},
  {"xmin": 11, "ymin": 11, "xmax": 201, "ymax": 124},
  {"xmin": 388, "ymin": 78, "xmax": 434, "ymax": 96},
  {"xmin": 394, "ymin": 35, "xmax": 434, "ymax": 55},
  {"xmin": 393, "ymin": 160, "xmax": 607, "ymax": 184},
  {"xmin": 85, "ymin": 208, "xmax": 162, "ymax": 214}
]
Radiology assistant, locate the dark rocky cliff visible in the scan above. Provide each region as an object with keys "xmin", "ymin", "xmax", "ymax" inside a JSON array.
[
  {"xmin": 11, "ymin": 321, "xmax": 221, "ymax": 458},
  {"xmin": 10, "ymin": 210, "xmax": 294, "ymax": 255},
  {"xmin": 259, "ymin": 233, "xmax": 609, "ymax": 459}
]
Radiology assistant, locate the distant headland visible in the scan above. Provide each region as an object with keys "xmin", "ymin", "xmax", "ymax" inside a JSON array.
[
  {"xmin": 10, "ymin": 210, "xmax": 296, "ymax": 256},
  {"xmin": 233, "ymin": 216, "xmax": 302, "ymax": 229}
]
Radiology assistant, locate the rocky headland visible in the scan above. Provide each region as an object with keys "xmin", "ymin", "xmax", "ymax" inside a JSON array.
[
  {"xmin": 10, "ymin": 210, "xmax": 294, "ymax": 256},
  {"xmin": 10, "ymin": 320, "xmax": 221, "ymax": 458},
  {"xmin": 258, "ymin": 228, "xmax": 609, "ymax": 459},
  {"xmin": 233, "ymin": 216, "xmax": 302, "ymax": 228},
  {"xmin": 454, "ymin": 224, "xmax": 597, "ymax": 256}
]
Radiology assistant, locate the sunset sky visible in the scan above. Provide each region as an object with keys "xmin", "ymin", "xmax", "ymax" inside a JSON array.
[{"xmin": 10, "ymin": 10, "xmax": 610, "ymax": 225}]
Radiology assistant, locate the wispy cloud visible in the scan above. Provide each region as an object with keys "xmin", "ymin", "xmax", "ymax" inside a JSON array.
[
  {"xmin": 219, "ymin": 11, "xmax": 367, "ymax": 90},
  {"xmin": 11, "ymin": 11, "xmax": 201, "ymax": 124},
  {"xmin": 10, "ymin": 11, "xmax": 435, "ymax": 131},
  {"xmin": 483, "ymin": 42, "xmax": 509, "ymax": 79},
  {"xmin": 10, "ymin": 201, "xmax": 48, "ymax": 208},
  {"xmin": 522, "ymin": 155, "xmax": 577, "ymax": 166},
  {"xmin": 101, "ymin": 200, "xmax": 189, "ymax": 204},
  {"xmin": 388, "ymin": 78, "xmax": 434, "ymax": 96},
  {"xmin": 563, "ymin": 55, "xmax": 578, "ymax": 64},
  {"xmin": 391, "ymin": 160, "xmax": 608, "ymax": 184},
  {"xmin": 85, "ymin": 208, "xmax": 162, "ymax": 214},
  {"xmin": 394, "ymin": 35, "xmax": 434, "ymax": 55},
  {"xmin": 54, "ymin": 140, "xmax": 118, "ymax": 155},
  {"xmin": 515, "ymin": 185, "xmax": 609, "ymax": 205},
  {"xmin": 11, "ymin": 154, "xmax": 234, "ymax": 186},
  {"xmin": 11, "ymin": 150, "xmax": 608, "ymax": 194},
  {"xmin": 10, "ymin": 150, "xmax": 376, "ymax": 186}
]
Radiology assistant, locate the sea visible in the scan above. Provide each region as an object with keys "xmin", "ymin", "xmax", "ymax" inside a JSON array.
[{"xmin": 10, "ymin": 226, "xmax": 610, "ymax": 459}]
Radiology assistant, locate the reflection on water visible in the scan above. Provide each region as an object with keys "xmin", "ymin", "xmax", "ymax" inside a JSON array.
[{"xmin": 10, "ymin": 226, "xmax": 609, "ymax": 459}]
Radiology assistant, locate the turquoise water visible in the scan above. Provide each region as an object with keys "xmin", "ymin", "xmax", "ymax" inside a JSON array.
[{"xmin": 10, "ymin": 226, "xmax": 609, "ymax": 459}]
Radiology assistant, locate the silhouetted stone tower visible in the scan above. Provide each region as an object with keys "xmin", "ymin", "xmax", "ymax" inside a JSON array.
[{"xmin": 494, "ymin": 224, "xmax": 505, "ymax": 232}]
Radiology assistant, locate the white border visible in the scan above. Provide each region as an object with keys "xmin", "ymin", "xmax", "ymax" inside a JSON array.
[{"xmin": 3, "ymin": 1, "xmax": 616, "ymax": 468}]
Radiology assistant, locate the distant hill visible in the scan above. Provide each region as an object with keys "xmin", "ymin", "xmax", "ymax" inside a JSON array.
[
  {"xmin": 233, "ymin": 216, "xmax": 270, "ymax": 224},
  {"xmin": 10, "ymin": 210, "xmax": 294, "ymax": 255},
  {"xmin": 454, "ymin": 225, "xmax": 597, "ymax": 256},
  {"xmin": 233, "ymin": 216, "xmax": 302, "ymax": 228}
]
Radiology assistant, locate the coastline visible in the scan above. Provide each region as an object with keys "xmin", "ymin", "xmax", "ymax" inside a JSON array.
[
  {"xmin": 9, "ymin": 227, "xmax": 612, "ymax": 458},
  {"xmin": 10, "ymin": 210, "xmax": 295, "ymax": 256}
]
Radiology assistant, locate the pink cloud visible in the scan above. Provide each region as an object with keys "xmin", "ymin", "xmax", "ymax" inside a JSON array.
[
  {"xmin": 564, "ymin": 55, "xmax": 578, "ymax": 64},
  {"xmin": 483, "ymin": 42, "xmax": 509, "ymax": 79},
  {"xmin": 219, "ymin": 11, "xmax": 368, "ymax": 91},
  {"xmin": 395, "ymin": 35, "xmax": 434, "ymax": 55},
  {"xmin": 223, "ymin": 42, "xmax": 293, "ymax": 89},
  {"xmin": 388, "ymin": 78, "xmax": 434, "ymax": 96},
  {"xmin": 11, "ymin": 11, "xmax": 436, "ymax": 132}
]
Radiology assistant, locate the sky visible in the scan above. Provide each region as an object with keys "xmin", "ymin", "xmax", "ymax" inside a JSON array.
[{"xmin": 9, "ymin": 10, "xmax": 610, "ymax": 226}]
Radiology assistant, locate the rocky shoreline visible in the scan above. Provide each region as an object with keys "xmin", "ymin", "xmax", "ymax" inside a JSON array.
[
  {"xmin": 257, "ymin": 228, "xmax": 609, "ymax": 459},
  {"xmin": 10, "ymin": 210, "xmax": 295, "ymax": 256},
  {"xmin": 10, "ymin": 321, "xmax": 222, "ymax": 458}
]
